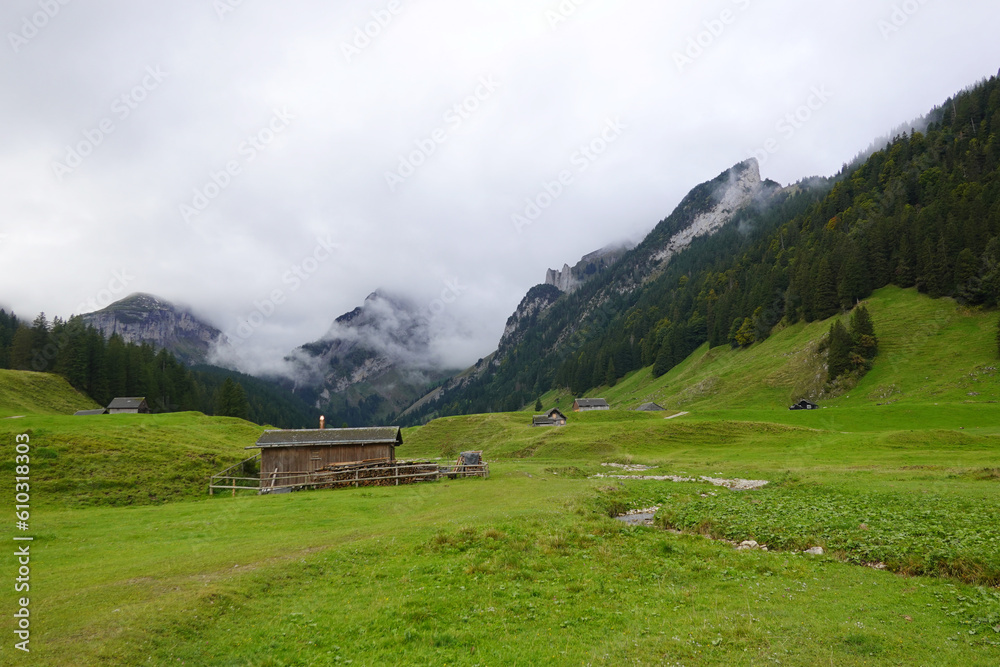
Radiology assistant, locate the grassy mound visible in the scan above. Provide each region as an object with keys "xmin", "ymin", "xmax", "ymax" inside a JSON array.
[
  {"xmin": 0, "ymin": 412, "xmax": 264, "ymax": 507},
  {"xmin": 0, "ymin": 369, "xmax": 100, "ymax": 417}
]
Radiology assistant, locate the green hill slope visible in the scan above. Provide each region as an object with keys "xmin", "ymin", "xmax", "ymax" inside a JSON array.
[
  {"xmin": 0, "ymin": 369, "xmax": 100, "ymax": 417},
  {"xmin": 584, "ymin": 286, "xmax": 999, "ymax": 411},
  {"xmin": 0, "ymin": 412, "xmax": 265, "ymax": 507}
]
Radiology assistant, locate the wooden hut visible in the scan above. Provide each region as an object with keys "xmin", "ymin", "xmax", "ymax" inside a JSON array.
[
  {"xmin": 532, "ymin": 408, "xmax": 567, "ymax": 427},
  {"xmin": 74, "ymin": 408, "xmax": 107, "ymax": 416},
  {"xmin": 573, "ymin": 398, "xmax": 609, "ymax": 412},
  {"xmin": 250, "ymin": 426, "xmax": 403, "ymax": 482},
  {"xmin": 107, "ymin": 397, "xmax": 150, "ymax": 414},
  {"xmin": 789, "ymin": 399, "xmax": 819, "ymax": 410},
  {"xmin": 636, "ymin": 402, "xmax": 665, "ymax": 412}
]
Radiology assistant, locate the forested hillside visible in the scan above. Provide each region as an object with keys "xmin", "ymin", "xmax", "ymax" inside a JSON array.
[
  {"xmin": 404, "ymin": 75, "xmax": 1000, "ymax": 422},
  {"xmin": 0, "ymin": 310, "xmax": 315, "ymax": 427}
]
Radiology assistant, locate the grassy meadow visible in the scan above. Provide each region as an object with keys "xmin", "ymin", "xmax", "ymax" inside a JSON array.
[{"xmin": 1, "ymin": 287, "xmax": 999, "ymax": 665}]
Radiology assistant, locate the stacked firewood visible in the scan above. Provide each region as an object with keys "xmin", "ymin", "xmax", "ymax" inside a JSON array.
[{"xmin": 311, "ymin": 459, "xmax": 440, "ymax": 489}]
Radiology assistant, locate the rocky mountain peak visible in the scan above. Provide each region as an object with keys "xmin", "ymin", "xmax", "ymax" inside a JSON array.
[
  {"xmin": 544, "ymin": 242, "xmax": 634, "ymax": 294},
  {"xmin": 80, "ymin": 293, "xmax": 224, "ymax": 365},
  {"xmin": 651, "ymin": 158, "xmax": 764, "ymax": 265}
]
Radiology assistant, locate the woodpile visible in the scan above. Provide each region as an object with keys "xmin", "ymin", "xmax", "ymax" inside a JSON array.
[
  {"xmin": 248, "ymin": 455, "xmax": 489, "ymax": 494},
  {"xmin": 310, "ymin": 459, "xmax": 441, "ymax": 489}
]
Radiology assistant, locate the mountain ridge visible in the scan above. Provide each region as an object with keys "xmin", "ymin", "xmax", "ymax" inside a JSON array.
[
  {"xmin": 80, "ymin": 292, "xmax": 225, "ymax": 365},
  {"xmin": 398, "ymin": 73, "xmax": 1000, "ymax": 423}
]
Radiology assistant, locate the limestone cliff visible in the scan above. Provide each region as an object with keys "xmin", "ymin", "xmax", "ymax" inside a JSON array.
[
  {"xmin": 80, "ymin": 293, "xmax": 224, "ymax": 364},
  {"xmin": 651, "ymin": 158, "xmax": 765, "ymax": 266},
  {"xmin": 544, "ymin": 243, "xmax": 633, "ymax": 294}
]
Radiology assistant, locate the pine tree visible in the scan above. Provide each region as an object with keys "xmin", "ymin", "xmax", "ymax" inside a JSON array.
[
  {"xmin": 895, "ymin": 236, "xmax": 916, "ymax": 287},
  {"xmin": 849, "ymin": 305, "xmax": 878, "ymax": 364},
  {"xmin": 954, "ymin": 248, "xmax": 978, "ymax": 298},
  {"xmin": 215, "ymin": 378, "xmax": 238, "ymax": 417},
  {"xmin": 230, "ymin": 381, "xmax": 249, "ymax": 420},
  {"xmin": 996, "ymin": 315, "xmax": 1000, "ymax": 358},
  {"xmin": 827, "ymin": 320, "xmax": 853, "ymax": 382},
  {"xmin": 838, "ymin": 252, "xmax": 869, "ymax": 308},
  {"xmin": 572, "ymin": 354, "xmax": 591, "ymax": 396},
  {"xmin": 727, "ymin": 317, "xmax": 744, "ymax": 349},
  {"xmin": 813, "ymin": 259, "xmax": 839, "ymax": 320},
  {"xmin": 605, "ymin": 359, "xmax": 617, "ymax": 387},
  {"xmin": 534, "ymin": 397, "xmax": 543, "ymax": 411},
  {"xmin": 10, "ymin": 327, "xmax": 33, "ymax": 370},
  {"xmin": 930, "ymin": 237, "xmax": 952, "ymax": 297},
  {"xmin": 652, "ymin": 344, "xmax": 672, "ymax": 378}
]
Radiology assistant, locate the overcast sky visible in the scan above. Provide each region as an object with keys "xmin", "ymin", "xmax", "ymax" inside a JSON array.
[{"xmin": 1, "ymin": 0, "xmax": 998, "ymax": 372}]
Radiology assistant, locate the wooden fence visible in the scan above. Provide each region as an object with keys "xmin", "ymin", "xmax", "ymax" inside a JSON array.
[
  {"xmin": 209, "ymin": 456, "xmax": 489, "ymax": 496},
  {"xmin": 208, "ymin": 453, "xmax": 261, "ymax": 496}
]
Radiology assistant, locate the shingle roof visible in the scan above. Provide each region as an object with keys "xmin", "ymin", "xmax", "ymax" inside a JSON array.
[
  {"xmin": 74, "ymin": 409, "xmax": 107, "ymax": 416},
  {"xmin": 636, "ymin": 402, "xmax": 664, "ymax": 411},
  {"xmin": 251, "ymin": 426, "xmax": 403, "ymax": 449},
  {"xmin": 107, "ymin": 397, "xmax": 146, "ymax": 409},
  {"xmin": 546, "ymin": 408, "xmax": 567, "ymax": 419},
  {"xmin": 575, "ymin": 398, "xmax": 609, "ymax": 408}
]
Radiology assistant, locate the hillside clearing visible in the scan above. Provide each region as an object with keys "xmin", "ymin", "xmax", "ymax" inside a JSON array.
[{"xmin": 0, "ymin": 369, "xmax": 99, "ymax": 417}]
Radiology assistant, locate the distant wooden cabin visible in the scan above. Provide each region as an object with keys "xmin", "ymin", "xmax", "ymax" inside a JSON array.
[
  {"xmin": 573, "ymin": 398, "xmax": 609, "ymax": 412},
  {"xmin": 74, "ymin": 408, "xmax": 107, "ymax": 416},
  {"xmin": 532, "ymin": 408, "xmax": 567, "ymax": 427},
  {"xmin": 250, "ymin": 427, "xmax": 403, "ymax": 483},
  {"xmin": 789, "ymin": 399, "xmax": 819, "ymax": 411},
  {"xmin": 636, "ymin": 402, "xmax": 665, "ymax": 412},
  {"xmin": 107, "ymin": 397, "xmax": 150, "ymax": 414}
]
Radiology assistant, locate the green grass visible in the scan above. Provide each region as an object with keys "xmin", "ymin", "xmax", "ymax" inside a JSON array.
[
  {"xmin": 4, "ymin": 464, "xmax": 999, "ymax": 665},
  {"xmin": 2, "ymin": 287, "xmax": 1000, "ymax": 664},
  {"xmin": 0, "ymin": 368, "xmax": 99, "ymax": 417},
  {"xmin": 596, "ymin": 286, "xmax": 1000, "ymax": 412},
  {"xmin": 0, "ymin": 412, "xmax": 264, "ymax": 507}
]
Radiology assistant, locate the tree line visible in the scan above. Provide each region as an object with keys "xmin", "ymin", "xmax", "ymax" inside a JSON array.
[{"xmin": 0, "ymin": 311, "xmax": 314, "ymax": 427}]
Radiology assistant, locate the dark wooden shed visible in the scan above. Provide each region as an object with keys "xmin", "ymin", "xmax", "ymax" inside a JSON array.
[
  {"xmin": 250, "ymin": 427, "xmax": 403, "ymax": 482},
  {"xmin": 532, "ymin": 408, "xmax": 567, "ymax": 427},
  {"xmin": 107, "ymin": 397, "xmax": 150, "ymax": 414}
]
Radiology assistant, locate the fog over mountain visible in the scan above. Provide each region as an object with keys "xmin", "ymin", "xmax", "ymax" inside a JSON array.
[{"xmin": 1, "ymin": 0, "xmax": 998, "ymax": 375}]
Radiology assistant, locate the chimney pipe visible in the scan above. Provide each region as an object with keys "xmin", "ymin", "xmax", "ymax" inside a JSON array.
[{"xmin": 319, "ymin": 415, "xmax": 325, "ymax": 430}]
